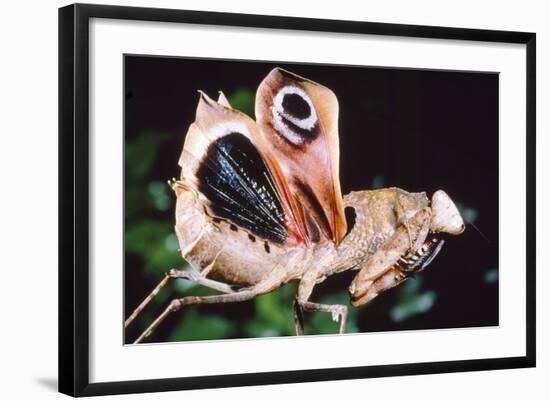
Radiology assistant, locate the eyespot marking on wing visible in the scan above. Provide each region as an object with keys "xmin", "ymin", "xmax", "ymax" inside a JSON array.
[{"xmin": 271, "ymin": 86, "xmax": 318, "ymax": 145}]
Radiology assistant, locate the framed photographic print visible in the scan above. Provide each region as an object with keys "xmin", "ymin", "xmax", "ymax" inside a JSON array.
[{"xmin": 58, "ymin": 3, "xmax": 536, "ymax": 397}]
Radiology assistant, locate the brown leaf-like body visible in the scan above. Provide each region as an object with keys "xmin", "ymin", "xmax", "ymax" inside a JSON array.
[{"xmin": 174, "ymin": 186, "xmax": 432, "ymax": 292}]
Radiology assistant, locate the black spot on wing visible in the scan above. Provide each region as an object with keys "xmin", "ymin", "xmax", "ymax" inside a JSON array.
[
  {"xmin": 282, "ymin": 93, "xmax": 310, "ymax": 119},
  {"xmin": 197, "ymin": 132, "xmax": 287, "ymax": 243}
]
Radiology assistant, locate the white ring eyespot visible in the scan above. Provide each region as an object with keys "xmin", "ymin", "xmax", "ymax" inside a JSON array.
[{"xmin": 271, "ymin": 86, "xmax": 318, "ymax": 145}]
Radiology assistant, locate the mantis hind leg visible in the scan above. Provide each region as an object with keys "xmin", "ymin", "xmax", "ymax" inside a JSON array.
[
  {"xmin": 124, "ymin": 267, "xmax": 236, "ymax": 329},
  {"xmin": 134, "ymin": 289, "xmax": 260, "ymax": 344},
  {"xmin": 129, "ymin": 271, "xmax": 284, "ymax": 344}
]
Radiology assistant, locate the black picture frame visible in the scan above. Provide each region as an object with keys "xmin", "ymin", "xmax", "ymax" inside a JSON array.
[{"xmin": 59, "ymin": 3, "xmax": 536, "ymax": 397}]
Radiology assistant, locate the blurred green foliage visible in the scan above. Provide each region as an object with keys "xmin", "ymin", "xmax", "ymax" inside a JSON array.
[
  {"xmin": 125, "ymin": 87, "xmax": 449, "ymax": 344},
  {"xmin": 389, "ymin": 278, "xmax": 436, "ymax": 323},
  {"xmin": 228, "ymin": 88, "xmax": 255, "ymax": 117}
]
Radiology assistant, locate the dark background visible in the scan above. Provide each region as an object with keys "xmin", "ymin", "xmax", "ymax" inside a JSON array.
[{"xmin": 124, "ymin": 55, "xmax": 499, "ymax": 344}]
